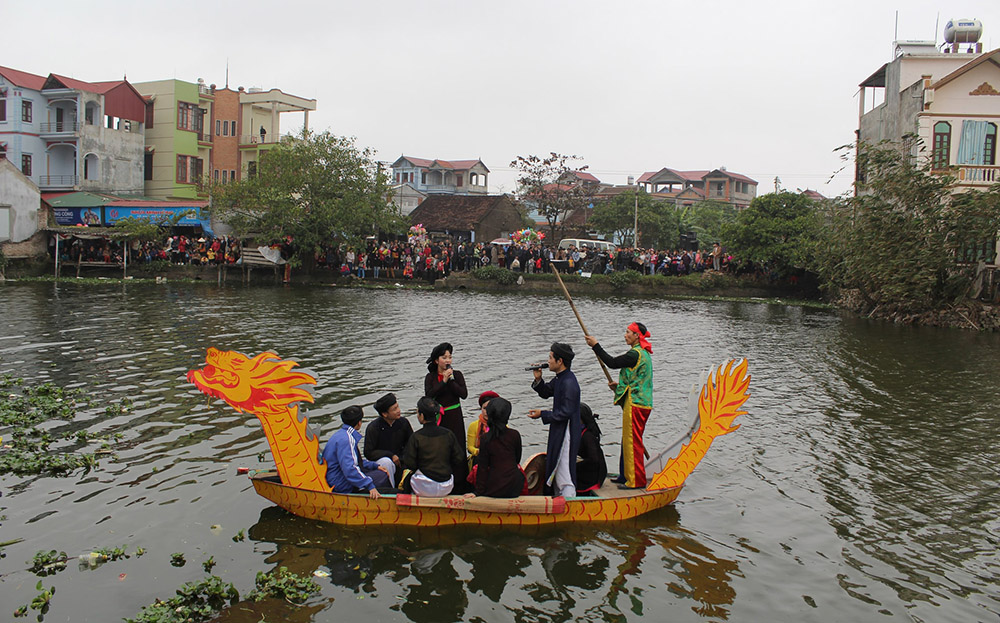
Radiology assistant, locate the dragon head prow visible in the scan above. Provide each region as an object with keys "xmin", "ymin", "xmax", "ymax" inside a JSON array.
[
  {"xmin": 187, "ymin": 348, "xmax": 316, "ymax": 416},
  {"xmin": 697, "ymin": 359, "xmax": 750, "ymax": 437}
]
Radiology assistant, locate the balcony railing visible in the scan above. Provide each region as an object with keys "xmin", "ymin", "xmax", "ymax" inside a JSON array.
[
  {"xmin": 239, "ymin": 134, "xmax": 280, "ymax": 146},
  {"xmin": 39, "ymin": 175, "xmax": 79, "ymax": 188},
  {"xmin": 197, "ymin": 131, "xmax": 213, "ymax": 143},
  {"xmin": 957, "ymin": 165, "xmax": 1000, "ymax": 185},
  {"xmin": 39, "ymin": 121, "xmax": 79, "ymax": 134}
]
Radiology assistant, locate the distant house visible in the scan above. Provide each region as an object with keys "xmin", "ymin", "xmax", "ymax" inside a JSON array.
[
  {"xmin": 133, "ymin": 78, "xmax": 315, "ymax": 200},
  {"xmin": 408, "ymin": 194, "xmax": 522, "ymax": 243},
  {"xmin": 638, "ymin": 167, "xmax": 757, "ymax": 209},
  {"xmin": 391, "ymin": 156, "xmax": 489, "ymax": 195},
  {"xmin": 0, "ymin": 65, "xmax": 146, "ymax": 194},
  {"xmin": 391, "ymin": 183, "xmax": 428, "ymax": 215}
]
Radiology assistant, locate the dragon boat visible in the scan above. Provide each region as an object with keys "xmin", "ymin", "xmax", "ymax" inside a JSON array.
[{"xmin": 187, "ymin": 348, "xmax": 751, "ymax": 527}]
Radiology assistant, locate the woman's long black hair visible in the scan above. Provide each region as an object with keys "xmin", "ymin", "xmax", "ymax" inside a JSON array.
[{"xmin": 426, "ymin": 342, "xmax": 453, "ymax": 374}]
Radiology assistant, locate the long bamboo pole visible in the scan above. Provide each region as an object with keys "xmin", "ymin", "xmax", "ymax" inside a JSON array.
[{"xmin": 550, "ymin": 264, "xmax": 613, "ymax": 385}]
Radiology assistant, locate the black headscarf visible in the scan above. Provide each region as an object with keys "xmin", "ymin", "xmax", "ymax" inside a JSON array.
[
  {"xmin": 580, "ymin": 402, "xmax": 601, "ymax": 439},
  {"xmin": 480, "ymin": 396, "xmax": 511, "ymax": 447}
]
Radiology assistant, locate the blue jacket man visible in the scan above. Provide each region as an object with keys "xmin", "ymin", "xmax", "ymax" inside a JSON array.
[
  {"xmin": 322, "ymin": 405, "xmax": 390, "ymax": 499},
  {"xmin": 528, "ymin": 342, "xmax": 581, "ymax": 498}
]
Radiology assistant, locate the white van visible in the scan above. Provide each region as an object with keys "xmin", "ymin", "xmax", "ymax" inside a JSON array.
[{"xmin": 558, "ymin": 238, "xmax": 617, "ymax": 254}]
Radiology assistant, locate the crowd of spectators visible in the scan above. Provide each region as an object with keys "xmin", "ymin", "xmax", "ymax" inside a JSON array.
[
  {"xmin": 54, "ymin": 234, "xmax": 242, "ymax": 266},
  {"xmin": 312, "ymin": 238, "xmax": 743, "ymax": 282},
  {"xmin": 52, "ymin": 232, "xmax": 784, "ymax": 283}
]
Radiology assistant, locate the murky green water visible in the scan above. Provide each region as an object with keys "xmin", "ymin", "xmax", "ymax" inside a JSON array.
[{"xmin": 1, "ymin": 281, "xmax": 998, "ymax": 622}]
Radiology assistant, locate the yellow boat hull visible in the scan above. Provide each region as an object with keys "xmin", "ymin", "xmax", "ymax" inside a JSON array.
[{"xmin": 251, "ymin": 473, "xmax": 683, "ymax": 527}]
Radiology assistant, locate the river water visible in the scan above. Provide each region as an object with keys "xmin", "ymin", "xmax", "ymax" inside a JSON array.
[{"xmin": 1, "ymin": 281, "xmax": 998, "ymax": 622}]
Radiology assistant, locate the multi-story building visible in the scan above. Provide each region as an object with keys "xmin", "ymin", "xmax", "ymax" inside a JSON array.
[
  {"xmin": 857, "ymin": 21, "xmax": 998, "ymax": 191},
  {"xmin": 390, "ymin": 157, "xmax": 490, "ymax": 196},
  {"xmin": 134, "ymin": 79, "xmax": 316, "ymax": 200},
  {"xmin": 637, "ymin": 167, "xmax": 758, "ymax": 209},
  {"xmin": 0, "ymin": 65, "xmax": 146, "ymax": 194}
]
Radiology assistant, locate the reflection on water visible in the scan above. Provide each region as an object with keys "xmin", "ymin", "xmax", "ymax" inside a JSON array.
[
  {"xmin": 1, "ymin": 282, "xmax": 999, "ymax": 622},
  {"xmin": 246, "ymin": 504, "xmax": 740, "ymax": 622}
]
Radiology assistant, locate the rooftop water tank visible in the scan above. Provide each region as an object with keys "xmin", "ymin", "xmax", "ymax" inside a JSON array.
[{"xmin": 944, "ymin": 19, "xmax": 982, "ymax": 43}]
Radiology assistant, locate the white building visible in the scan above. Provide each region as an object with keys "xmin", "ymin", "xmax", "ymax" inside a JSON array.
[{"xmin": 0, "ymin": 65, "xmax": 147, "ymax": 194}]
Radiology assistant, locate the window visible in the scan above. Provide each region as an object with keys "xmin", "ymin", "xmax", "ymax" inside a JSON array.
[
  {"xmin": 230, "ymin": 169, "xmax": 235, "ymax": 181},
  {"xmin": 222, "ymin": 170, "xmax": 228, "ymax": 183},
  {"xmin": 0, "ymin": 143, "xmax": 6, "ymax": 159},
  {"xmin": 176, "ymin": 155, "xmax": 202, "ymax": 183},
  {"xmin": 177, "ymin": 102, "xmax": 200, "ymax": 131},
  {"xmin": 214, "ymin": 169, "xmax": 219, "ymax": 182},
  {"xmin": 21, "ymin": 100, "xmax": 32, "ymax": 123},
  {"xmin": 248, "ymin": 161, "xmax": 257, "ymax": 178},
  {"xmin": 456, "ymin": 174, "xmax": 463, "ymax": 187},
  {"xmin": 216, "ymin": 119, "xmax": 221, "ymax": 136},
  {"xmin": 144, "ymin": 153, "xmax": 153, "ymax": 181},
  {"xmin": 985, "ymin": 123, "xmax": 997, "ymax": 166},
  {"xmin": 231, "ymin": 121, "xmax": 236, "ymax": 138},
  {"xmin": 932, "ymin": 121, "xmax": 951, "ymax": 170},
  {"xmin": 145, "ymin": 101, "xmax": 154, "ymax": 128},
  {"xmin": 222, "ymin": 120, "xmax": 228, "ymax": 136},
  {"xmin": 21, "ymin": 154, "xmax": 32, "ymax": 176},
  {"xmin": 470, "ymin": 173, "xmax": 478, "ymax": 185},
  {"xmin": 0, "ymin": 96, "xmax": 6, "ymax": 122},
  {"xmin": 421, "ymin": 172, "xmax": 427, "ymax": 184},
  {"xmin": 714, "ymin": 182, "xmax": 724, "ymax": 196}
]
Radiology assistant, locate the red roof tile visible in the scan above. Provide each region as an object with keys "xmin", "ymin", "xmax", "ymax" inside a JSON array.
[
  {"xmin": 0, "ymin": 65, "xmax": 47, "ymax": 90},
  {"xmin": 396, "ymin": 156, "xmax": 487, "ymax": 172}
]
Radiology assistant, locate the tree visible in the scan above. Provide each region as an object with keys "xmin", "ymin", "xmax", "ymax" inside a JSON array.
[
  {"xmin": 816, "ymin": 139, "xmax": 1000, "ymax": 311},
  {"xmin": 510, "ymin": 153, "xmax": 596, "ymax": 241},
  {"xmin": 211, "ymin": 131, "xmax": 404, "ymax": 268},
  {"xmin": 589, "ymin": 190, "xmax": 681, "ymax": 249},
  {"xmin": 678, "ymin": 200, "xmax": 737, "ymax": 247},
  {"xmin": 721, "ymin": 191, "xmax": 823, "ymax": 276}
]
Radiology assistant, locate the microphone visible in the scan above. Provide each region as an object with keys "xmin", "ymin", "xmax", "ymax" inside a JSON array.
[{"xmin": 524, "ymin": 363, "xmax": 549, "ymax": 371}]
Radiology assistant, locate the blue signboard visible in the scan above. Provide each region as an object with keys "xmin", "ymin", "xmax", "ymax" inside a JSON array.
[
  {"xmin": 104, "ymin": 206, "xmax": 203, "ymax": 226},
  {"xmin": 52, "ymin": 207, "xmax": 103, "ymax": 226}
]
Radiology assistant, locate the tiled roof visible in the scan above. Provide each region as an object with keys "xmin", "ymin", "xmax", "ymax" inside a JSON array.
[
  {"xmin": 0, "ymin": 65, "xmax": 47, "ymax": 90},
  {"xmin": 642, "ymin": 167, "xmax": 756, "ymax": 185},
  {"xmin": 408, "ymin": 194, "xmax": 512, "ymax": 230},
  {"xmin": 571, "ymin": 170, "xmax": 600, "ymax": 183},
  {"xmin": 705, "ymin": 169, "xmax": 757, "ymax": 184},
  {"xmin": 396, "ymin": 156, "xmax": 488, "ymax": 172}
]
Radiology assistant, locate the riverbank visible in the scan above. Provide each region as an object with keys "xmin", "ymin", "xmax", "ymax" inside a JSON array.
[
  {"xmin": 2, "ymin": 259, "xmax": 825, "ymax": 306},
  {"xmin": 11, "ymin": 259, "xmax": 1000, "ymax": 330}
]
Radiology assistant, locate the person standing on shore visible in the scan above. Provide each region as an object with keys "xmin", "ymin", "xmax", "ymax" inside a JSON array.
[
  {"xmin": 585, "ymin": 322, "xmax": 653, "ymax": 489},
  {"xmin": 528, "ymin": 342, "xmax": 581, "ymax": 499}
]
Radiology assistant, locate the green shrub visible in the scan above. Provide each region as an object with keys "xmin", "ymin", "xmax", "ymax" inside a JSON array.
[
  {"xmin": 471, "ymin": 265, "xmax": 518, "ymax": 285},
  {"xmin": 608, "ymin": 270, "xmax": 642, "ymax": 290}
]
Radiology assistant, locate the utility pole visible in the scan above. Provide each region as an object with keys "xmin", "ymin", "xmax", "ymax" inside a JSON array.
[
  {"xmin": 633, "ymin": 191, "xmax": 638, "ymax": 248},
  {"xmin": 774, "ymin": 176, "xmax": 781, "ymax": 193}
]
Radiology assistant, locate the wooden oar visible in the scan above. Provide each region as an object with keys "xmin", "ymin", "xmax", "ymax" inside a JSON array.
[{"xmin": 550, "ymin": 264, "xmax": 614, "ymax": 385}]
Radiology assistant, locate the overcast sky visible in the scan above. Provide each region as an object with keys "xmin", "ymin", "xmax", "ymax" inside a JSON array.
[{"xmin": 7, "ymin": 1, "xmax": 999, "ymax": 197}]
